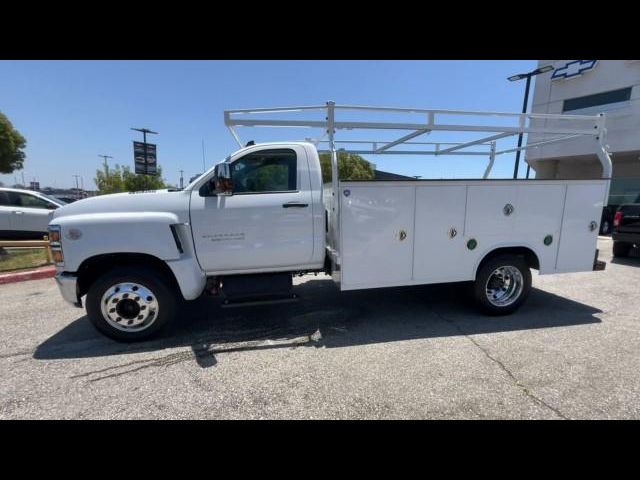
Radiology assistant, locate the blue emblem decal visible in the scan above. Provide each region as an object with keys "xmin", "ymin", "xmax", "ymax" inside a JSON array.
[{"xmin": 551, "ymin": 60, "xmax": 597, "ymax": 80}]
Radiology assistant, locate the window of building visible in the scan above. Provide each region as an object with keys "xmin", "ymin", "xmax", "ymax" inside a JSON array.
[
  {"xmin": 609, "ymin": 176, "xmax": 640, "ymax": 207},
  {"xmin": 562, "ymin": 87, "xmax": 632, "ymax": 113}
]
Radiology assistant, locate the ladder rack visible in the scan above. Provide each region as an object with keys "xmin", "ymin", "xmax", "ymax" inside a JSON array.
[{"xmin": 224, "ymin": 101, "xmax": 611, "ymax": 179}]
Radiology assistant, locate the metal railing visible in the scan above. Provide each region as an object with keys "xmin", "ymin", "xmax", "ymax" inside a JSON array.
[
  {"xmin": 223, "ymin": 101, "xmax": 612, "ymax": 179},
  {"xmin": 0, "ymin": 236, "xmax": 53, "ymax": 264}
]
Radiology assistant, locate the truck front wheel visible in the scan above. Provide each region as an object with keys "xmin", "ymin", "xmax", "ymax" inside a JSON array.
[
  {"xmin": 86, "ymin": 266, "xmax": 177, "ymax": 342},
  {"xmin": 473, "ymin": 254, "xmax": 531, "ymax": 315}
]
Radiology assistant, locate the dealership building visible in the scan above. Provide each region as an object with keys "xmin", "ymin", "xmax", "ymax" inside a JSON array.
[{"xmin": 526, "ymin": 60, "xmax": 640, "ymax": 207}]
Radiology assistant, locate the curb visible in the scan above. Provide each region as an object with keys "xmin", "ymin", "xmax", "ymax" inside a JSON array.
[{"xmin": 0, "ymin": 266, "xmax": 56, "ymax": 285}]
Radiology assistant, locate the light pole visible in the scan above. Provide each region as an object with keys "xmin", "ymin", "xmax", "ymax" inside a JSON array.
[
  {"xmin": 72, "ymin": 175, "xmax": 81, "ymax": 199},
  {"xmin": 507, "ymin": 65, "xmax": 554, "ymax": 179},
  {"xmin": 202, "ymin": 139, "xmax": 206, "ymax": 172},
  {"xmin": 98, "ymin": 154, "xmax": 113, "ymax": 175}
]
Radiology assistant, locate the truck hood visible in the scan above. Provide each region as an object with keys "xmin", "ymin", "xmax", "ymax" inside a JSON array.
[{"xmin": 52, "ymin": 189, "xmax": 192, "ymax": 222}]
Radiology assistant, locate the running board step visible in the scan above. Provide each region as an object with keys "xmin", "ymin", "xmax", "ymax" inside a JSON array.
[{"xmin": 221, "ymin": 295, "xmax": 299, "ymax": 308}]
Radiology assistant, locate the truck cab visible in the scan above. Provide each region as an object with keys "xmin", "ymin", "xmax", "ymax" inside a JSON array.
[
  {"xmin": 50, "ymin": 142, "xmax": 328, "ymax": 341},
  {"xmin": 189, "ymin": 143, "xmax": 325, "ymax": 275}
]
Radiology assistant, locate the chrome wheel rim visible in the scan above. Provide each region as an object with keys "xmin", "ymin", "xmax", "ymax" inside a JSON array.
[
  {"xmin": 100, "ymin": 282, "xmax": 159, "ymax": 332},
  {"xmin": 485, "ymin": 266, "xmax": 524, "ymax": 307}
]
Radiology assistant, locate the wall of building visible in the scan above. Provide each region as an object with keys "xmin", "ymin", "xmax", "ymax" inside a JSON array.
[
  {"xmin": 526, "ymin": 60, "xmax": 640, "ymax": 179},
  {"xmin": 525, "ymin": 60, "xmax": 640, "ymax": 206}
]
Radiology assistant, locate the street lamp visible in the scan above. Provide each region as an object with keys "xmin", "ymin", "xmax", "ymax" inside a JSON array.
[{"xmin": 507, "ymin": 64, "xmax": 554, "ymax": 179}]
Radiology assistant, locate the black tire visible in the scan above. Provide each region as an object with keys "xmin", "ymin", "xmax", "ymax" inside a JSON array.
[
  {"xmin": 613, "ymin": 241, "xmax": 632, "ymax": 258},
  {"xmin": 86, "ymin": 266, "xmax": 178, "ymax": 342},
  {"xmin": 473, "ymin": 254, "xmax": 531, "ymax": 316}
]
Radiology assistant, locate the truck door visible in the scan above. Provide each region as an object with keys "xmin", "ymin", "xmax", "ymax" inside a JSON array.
[{"xmin": 190, "ymin": 146, "xmax": 315, "ymax": 273}]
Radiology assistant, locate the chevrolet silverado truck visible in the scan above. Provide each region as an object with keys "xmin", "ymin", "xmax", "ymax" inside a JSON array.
[
  {"xmin": 49, "ymin": 103, "xmax": 612, "ymax": 342},
  {"xmin": 612, "ymin": 198, "xmax": 640, "ymax": 257}
]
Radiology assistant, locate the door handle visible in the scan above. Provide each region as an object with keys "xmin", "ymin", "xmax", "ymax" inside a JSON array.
[
  {"xmin": 12, "ymin": 210, "xmax": 24, "ymax": 215},
  {"xmin": 282, "ymin": 202, "xmax": 308, "ymax": 208}
]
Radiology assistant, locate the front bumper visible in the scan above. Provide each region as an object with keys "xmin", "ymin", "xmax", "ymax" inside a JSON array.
[{"xmin": 54, "ymin": 272, "xmax": 82, "ymax": 307}]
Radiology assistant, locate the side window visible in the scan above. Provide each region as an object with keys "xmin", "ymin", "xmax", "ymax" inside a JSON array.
[
  {"xmin": 0, "ymin": 192, "xmax": 10, "ymax": 206},
  {"xmin": 231, "ymin": 149, "xmax": 297, "ymax": 194},
  {"xmin": 16, "ymin": 193, "xmax": 52, "ymax": 209}
]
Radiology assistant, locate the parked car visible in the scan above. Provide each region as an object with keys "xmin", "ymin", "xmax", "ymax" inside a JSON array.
[
  {"xmin": 612, "ymin": 197, "xmax": 640, "ymax": 257},
  {"xmin": 0, "ymin": 187, "xmax": 66, "ymax": 240},
  {"xmin": 53, "ymin": 196, "xmax": 79, "ymax": 204}
]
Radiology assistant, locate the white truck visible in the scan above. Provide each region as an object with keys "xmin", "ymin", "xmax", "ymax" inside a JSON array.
[{"xmin": 49, "ymin": 103, "xmax": 612, "ymax": 341}]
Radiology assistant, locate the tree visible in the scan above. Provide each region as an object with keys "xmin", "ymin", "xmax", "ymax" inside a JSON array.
[
  {"xmin": 95, "ymin": 165, "xmax": 124, "ymax": 194},
  {"xmin": 122, "ymin": 165, "xmax": 167, "ymax": 192},
  {"xmin": 319, "ymin": 152, "xmax": 375, "ymax": 183},
  {"xmin": 94, "ymin": 164, "xmax": 167, "ymax": 195},
  {"xmin": 0, "ymin": 112, "xmax": 27, "ymax": 174}
]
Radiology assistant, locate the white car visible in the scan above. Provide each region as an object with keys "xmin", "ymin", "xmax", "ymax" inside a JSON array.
[{"xmin": 0, "ymin": 187, "xmax": 66, "ymax": 240}]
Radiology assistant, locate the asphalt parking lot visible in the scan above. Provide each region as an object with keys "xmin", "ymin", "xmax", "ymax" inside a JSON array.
[{"xmin": 1, "ymin": 237, "xmax": 639, "ymax": 419}]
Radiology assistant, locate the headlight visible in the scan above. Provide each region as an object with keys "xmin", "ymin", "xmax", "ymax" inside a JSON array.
[
  {"xmin": 48, "ymin": 225, "xmax": 64, "ymax": 266},
  {"xmin": 48, "ymin": 227, "xmax": 61, "ymax": 244}
]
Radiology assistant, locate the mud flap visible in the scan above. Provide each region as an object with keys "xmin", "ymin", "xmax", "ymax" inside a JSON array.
[{"xmin": 593, "ymin": 249, "xmax": 606, "ymax": 271}]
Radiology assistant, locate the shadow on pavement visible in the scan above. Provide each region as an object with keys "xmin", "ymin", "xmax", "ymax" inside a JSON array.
[
  {"xmin": 610, "ymin": 247, "xmax": 640, "ymax": 266},
  {"xmin": 34, "ymin": 278, "xmax": 602, "ymax": 368}
]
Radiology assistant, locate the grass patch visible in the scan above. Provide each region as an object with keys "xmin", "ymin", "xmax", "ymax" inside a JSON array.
[{"xmin": 0, "ymin": 248, "xmax": 51, "ymax": 272}]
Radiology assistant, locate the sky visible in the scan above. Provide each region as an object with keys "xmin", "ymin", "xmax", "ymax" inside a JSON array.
[{"xmin": 0, "ymin": 60, "xmax": 539, "ymax": 190}]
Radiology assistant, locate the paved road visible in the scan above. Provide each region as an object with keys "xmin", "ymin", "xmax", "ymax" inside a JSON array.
[{"xmin": 1, "ymin": 238, "xmax": 639, "ymax": 419}]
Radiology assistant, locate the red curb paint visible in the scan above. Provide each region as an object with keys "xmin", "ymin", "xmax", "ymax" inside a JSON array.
[{"xmin": 0, "ymin": 266, "xmax": 56, "ymax": 285}]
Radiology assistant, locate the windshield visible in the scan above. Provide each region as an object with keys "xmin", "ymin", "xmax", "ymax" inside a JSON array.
[{"xmin": 41, "ymin": 193, "xmax": 67, "ymax": 205}]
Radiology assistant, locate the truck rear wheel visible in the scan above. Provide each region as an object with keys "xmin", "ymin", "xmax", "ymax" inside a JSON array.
[
  {"xmin": 86, "ymin": 266, "xmax": 177, "ymax": 342},
  {"xmin": 613, "ymin": 241, "xmax": 632, "ymax": 258},
  {"xmin": 473, "ymin": 254, "xmax": 531, "ymax": 316}
]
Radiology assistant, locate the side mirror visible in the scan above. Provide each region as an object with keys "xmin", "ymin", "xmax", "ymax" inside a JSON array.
[
  {"xmin": 213, "ymin": 163, "xmax": 233, "ymax": 196},
  {"xmin": 47, "ymin": 203, "xmax": 58, "ymax": 210}
]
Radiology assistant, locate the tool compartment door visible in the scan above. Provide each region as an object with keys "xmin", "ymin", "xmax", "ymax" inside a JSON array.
[
  {"xmin": 413, "ymin": 185, "xmax": 469, "ymax": 283},
  {"xmin": 340, "ymin": 185, "xmax": 415, "ymax": 289},
  {"xmin": 556, "ymin": 182, "xmax": 607, "ymax": 273}
]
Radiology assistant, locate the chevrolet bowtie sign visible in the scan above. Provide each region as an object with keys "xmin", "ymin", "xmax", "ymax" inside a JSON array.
[{"xmin": 551, "ymin": 60, "xmax": 598, "ymax": 81}]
